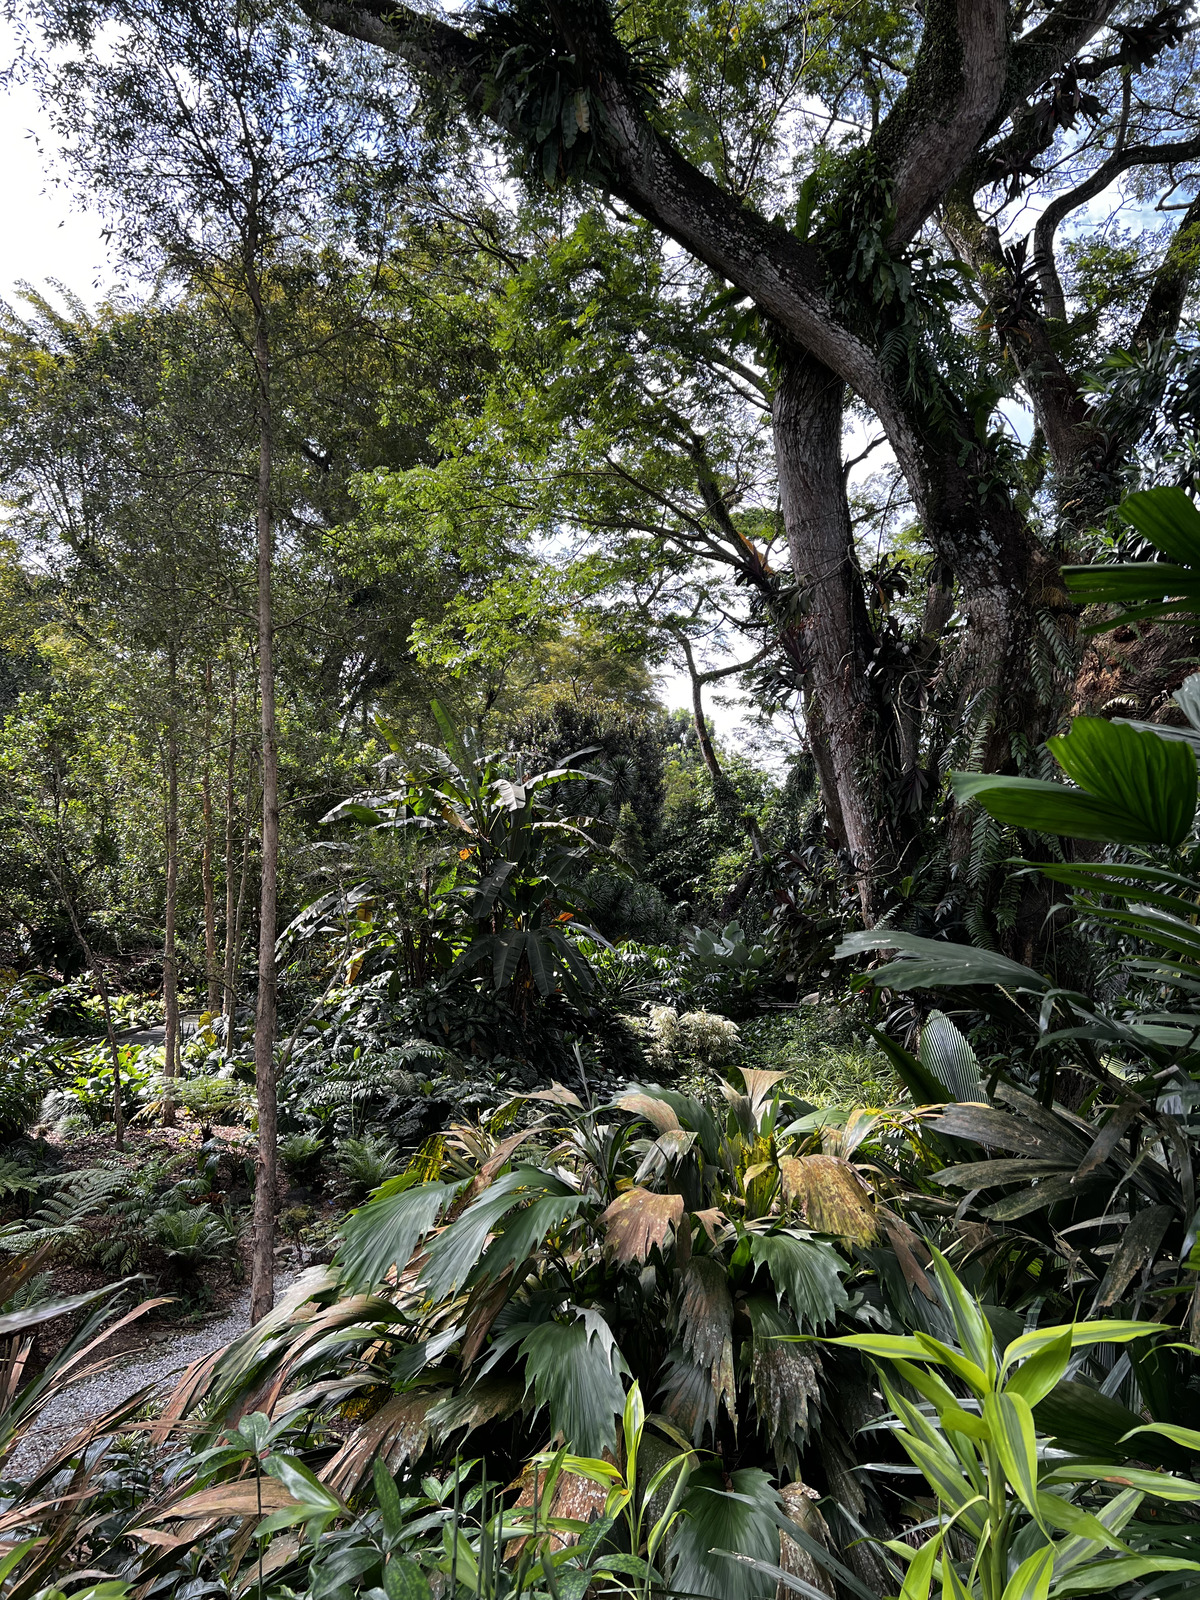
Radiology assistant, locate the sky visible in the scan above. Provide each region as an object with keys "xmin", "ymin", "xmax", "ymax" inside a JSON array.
[{"xmin": 0, "ymin": 26, "xmax": 114, "ymax": 307}]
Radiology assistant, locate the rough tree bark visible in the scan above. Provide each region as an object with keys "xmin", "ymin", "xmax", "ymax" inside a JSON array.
[
  {"xmin": 162, "ymin": 638, "xmax": 180, "ymax": 1129},
  {"xmin": 248, "ymin": 251, "xmax": 280, "ymax": 1327},
  {"xmin": 773, "ymin": 352, "xmax": 898, "ymax": 914}
]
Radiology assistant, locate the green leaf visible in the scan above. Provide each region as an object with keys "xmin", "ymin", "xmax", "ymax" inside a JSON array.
[
  {"xmin": 1120, "ymin": 485, "xmax": 1200, "ymax": 561},
  {"xmin": 953, "ymin": 717, "xmax": 1197, "ymax": 848},
  {"xmin": 929, "ymin": 1248, "xmax": 994, "ymax": 1377},
  {"xmin": 913, "ymin": 1332, "xmax": 990, "ymax": 1398},
  {"xmin": 823, "ymin": 1333, "xmax": 936, "ymax": 1360},
  {"xmin": 1044, "ymin": 1463, "xmax": 1200, "ymax": 1501},
  {"xmin": 1001, "ymin": 1544, "xmax": 1054, "ymax": 1600},
  {"xmin": 514, "ymin": 1309, "xmax": 628, "ymax": 1457},
  {"xmin": 1034, "ymin": 1492, "xmax": 1128, "ymax": 1550},
  {"xmin": 899, "ymin": 1534, "xmax": 940, "ymax": 1600},
  {"xmin": 481, "ymin": 1192, "xmax": 588, "ymax": 1277},
  {"xmin": 919, "ymin": 1013, "xmax": 986, "ymax": 1103},
  {"xmin": 867, "ymin": 1024, "xmax": 948, "ymax": 1103},
  {"xmin": 1048, "ymin": 1555, "xmax": 1200, "ymax": 1596},
  {"xmin": 836, "ymin": 929, "xmax": 1049, "ymax": 992},
  {"xmin": 383, "ymin": 1557, "xmax": 432, "ymax": 1600},
  {"xmin": 942, "ymin": 1559, "xmax": 972, "ymax": 1600},
  {"xmin": 1005, "ymin": 1328, "xmax": 1072, "ymax": 1409},
  {"xmin": 670, "ymin": 1466, "xmax": 780, "ymax": 1600},
  {"xmin": 1123, "ymin": 1420, "xmax": 1200, "ymax": 1453},
  {"xmin": 983, "ymin": 1392, "xmax": 1040, "ymax": 1519},
  {"xmin": 374, "ymin": 1457, "xmax": 405, "ymax": 1545},
  {"xmin": 420, "ymin": 1167, "xmax": 564, "ymax": 1300},
  {"xmin": 1004, "ymin": 1321, "xmax": 1165, "ymax": 1372},
  {"xmin": 264, "ymin": 1454, "xmax": 342, "ymax": 1511},
  {"xmin": 336, "ymin": 1178, "xmax": 456, "ymax": 1290},
  {"xmin": 0, "ymin": 1540, "xmax": 37, "ymax": 1586},
  {"xmin": 748, "ymin": 1231, "xmax": 848, "ymax": 1330},
  {"xmin": 1061, "ymin": 562, "xmax": 1200, "ymax": 618}
]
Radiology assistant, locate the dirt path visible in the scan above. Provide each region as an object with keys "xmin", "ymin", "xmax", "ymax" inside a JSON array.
[{"xmin": 10, "ymin": 1268, "xmax": 300, "ymax": 1478}]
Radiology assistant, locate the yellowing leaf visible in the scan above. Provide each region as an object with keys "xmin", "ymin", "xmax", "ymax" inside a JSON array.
[
  {"xmin": 614, "ymin": 1093, "xmax": 681, "ymax": 1134},
  {"xmin": 599, "ymin": 1188, "xmax": 684, "ymax": 1265},
  {"xmin": 780, "ymin": 1154, "xmax": 877, "ymax": 1245}
]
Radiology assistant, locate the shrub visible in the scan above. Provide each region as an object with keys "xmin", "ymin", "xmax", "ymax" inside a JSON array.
[
  {"xmin": 148, "ymin": 1204, "xmax": 235, "ymax": 1275},
  {"xmin": 333, "ymin": 1133, "xmax": 401, "ymax": 1199},
  {"xmin": 645, "ymin": 1004, "xmax": 740, "ymax": 1073},
  {"xmin": 0, "ymin": 1066, "xmax": 47, "ymax": 1140},
  {"xmin": 279, "ymin": 1132, "xmax": 325, "ymax": 1186},
  {"xmin": 172, "ymin": 1073, "xmax": 251, "ymax": 1125}
]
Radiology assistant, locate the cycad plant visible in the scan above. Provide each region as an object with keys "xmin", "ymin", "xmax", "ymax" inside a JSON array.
[{"xmin": 325, "ymin": 700, "xmax": 614, "ymax": 1002}]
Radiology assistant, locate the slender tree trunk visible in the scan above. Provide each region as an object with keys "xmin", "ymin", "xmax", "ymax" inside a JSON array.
[
  {"xmin": 201, "ymin": 661, "xmax": 220, "ymax": 1012},
  {"xmin": 222, "ymin": 656, "xmax": 239, "ymax": 1041},
  {"xmin": 226, "ymin": 718, "xmax": 256, "ymax": 1065},
  {"xmin": 249, "ymin": 275, "xmax": 280, "ymax": 1325},
  {"xmin": 162, "ymin": 640, "xmax": 180, "ymax": 1127},
  {"xmin": 226, "ymin": 759, "xmax": 254, "ymax": 1066},
  {"xmin": 97, "ymin": 970, "xmax": 124, "ymax": 1149}
]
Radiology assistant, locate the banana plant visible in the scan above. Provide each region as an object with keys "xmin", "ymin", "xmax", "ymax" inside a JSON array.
[
  {"xmin": 818, "ymin": 1249, "xmax": 1200, "ymax": 1600},
  {"xmin": 324, "ymin": 699, "xmax": 614, "ymax": 1000}
]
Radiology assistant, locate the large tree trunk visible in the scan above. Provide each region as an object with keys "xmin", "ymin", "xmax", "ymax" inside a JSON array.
[
  {"xmin": 249, "ymin": 281, "xmax": 280, "ymax": 1327},
  {"xmin": 773, "ymin": 352, "xmax": 897, "ymax": 919},
  {"xmin": 162, "ymin": 639, "xmax": 180, "ymax": 1128}
]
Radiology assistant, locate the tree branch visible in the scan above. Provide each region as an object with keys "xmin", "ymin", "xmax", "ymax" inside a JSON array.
[
  {"xmin": 1134, "ymin": 187, "xmax": 1200, "ymax": 346},
  {"xmin": 307, "ymin": 0, "xmax": 932, "ymax": 514},
  {"xmin": 873, "ymin": 0, "xmax": 1010, "ymax": 248}
]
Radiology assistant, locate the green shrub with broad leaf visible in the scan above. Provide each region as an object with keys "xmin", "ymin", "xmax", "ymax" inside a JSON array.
[
  {"xmin": 324, "ymin": 700, "xmax": 615, "ymax": 1003},
  {"xmin": 152, "ymin": 1072, "xmax": 955, "ymax": 1597},
  {"xmin": 815, "ymin": 1250, "xmax": 1200, "ymax": 1600},
  {"xmin": 839, "ymin": 485, "xmax": 1200, "ymax": 1329}
]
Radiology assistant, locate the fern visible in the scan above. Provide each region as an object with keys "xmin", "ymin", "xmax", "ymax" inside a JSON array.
[
  {"xmin": 0, "ymin": 1159, "xmax": 41, "ymax": 1203},
  {"xmin": 0, "ymin": 1167, "xmax": 126, "ymax": 1256}
]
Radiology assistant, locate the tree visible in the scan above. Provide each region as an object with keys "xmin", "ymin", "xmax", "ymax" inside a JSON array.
[
  {"xmin": 304, "ymin": 0, "xmax": 1200, "ymax": 930},
  {"xmin": 7, "ymin": 0, "xmax": 419, "ymax": 1316}
]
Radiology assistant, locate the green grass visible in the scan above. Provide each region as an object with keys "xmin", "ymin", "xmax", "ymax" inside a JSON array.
[{"xmin": 738, "ymin": 1007, "xmax": 902, "ymax": 1108}]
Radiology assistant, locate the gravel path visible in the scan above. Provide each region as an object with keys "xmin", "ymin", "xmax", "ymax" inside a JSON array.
[{"xmin": 10, "ymin": 1267, "xmax": 301, "ymax": 1478}]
